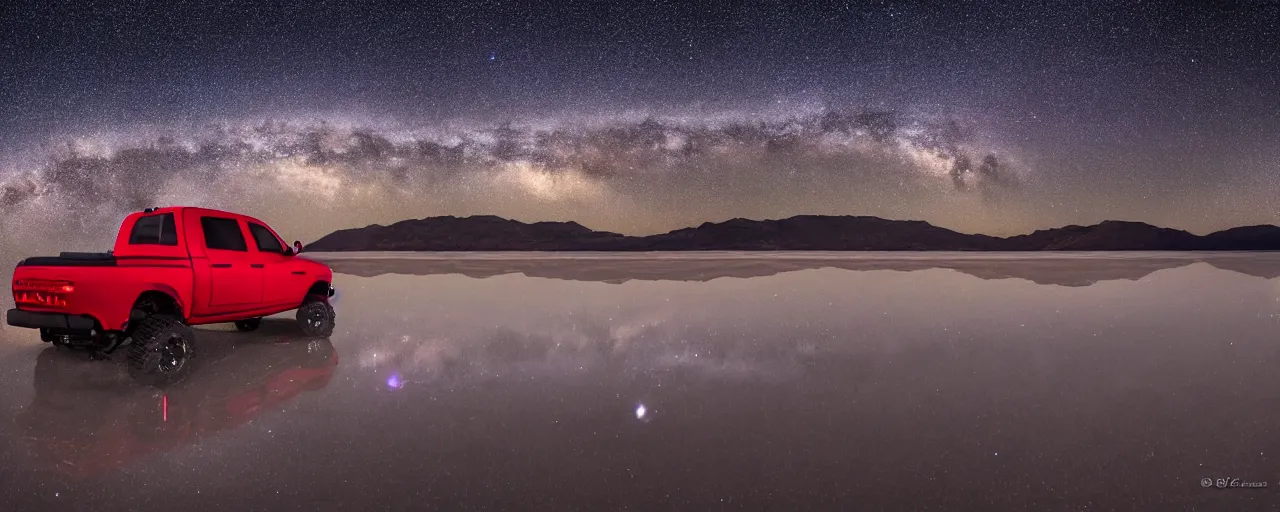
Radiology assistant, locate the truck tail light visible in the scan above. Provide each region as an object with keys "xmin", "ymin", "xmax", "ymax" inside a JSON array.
[
  {"xmin": 14, "ymin": 280, "xmax": 74, "ymax": 308},
  {"xmin": 15, "ymin": 279, "xmax": 74, "ymax": 293}
]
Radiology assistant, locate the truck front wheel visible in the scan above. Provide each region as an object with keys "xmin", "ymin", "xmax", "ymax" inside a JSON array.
[
  {"xmin": 297, "ymin": 299, "xmax": 335, "ymax": 338},
  {"xmin": 126, "ymin": 315, "xmax": 196, "ymax": 386}
]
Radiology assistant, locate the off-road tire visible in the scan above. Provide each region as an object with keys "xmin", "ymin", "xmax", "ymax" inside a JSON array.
[
  {"xmin": 127, "ymin": 315, "xmax": 196, "ymax": 387},
  {"xmin": 234, "ymin": 317, "xmax": 262, "ymax": 332},
  {"xmin": 297, "ymin": 298, "xmax": 336, "ymax": 338}
]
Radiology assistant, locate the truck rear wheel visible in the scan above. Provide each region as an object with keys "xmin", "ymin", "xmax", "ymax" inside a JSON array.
[
  {"xmin": 234, "ymin": 318, "xmax": 262, "ymax": 332},
  {"xmin": 126, "ymin": 315, "xmax": 196, "ymax": 387},
  {"xmin": 297, "ymin": 299, "xmax": 335, "ymax": 338}
]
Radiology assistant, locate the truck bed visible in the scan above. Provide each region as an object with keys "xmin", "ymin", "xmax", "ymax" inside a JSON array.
[
  {"xmin": 18, "ymin": 253, "xmax": 118, "ymax": 267},
  {"xmin": 11, "ymin": 254, "xmax": 196, "ymax": 332}
]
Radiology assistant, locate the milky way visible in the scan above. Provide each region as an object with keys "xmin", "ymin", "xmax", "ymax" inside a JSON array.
[
  {"xmin": 0, "ymin": 107, "xmax": 1031, "ymax": 253},
  {"xmin": 1, "ymin": 0, "xmax": 1279, "ymax": 257}
]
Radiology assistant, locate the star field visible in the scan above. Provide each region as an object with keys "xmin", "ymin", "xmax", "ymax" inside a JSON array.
[{"xmin": 1, "ymin": 0, "xmax": 1278, "ymax": 253}]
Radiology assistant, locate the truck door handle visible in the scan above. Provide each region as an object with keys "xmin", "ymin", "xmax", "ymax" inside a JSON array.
[
  {"xmin": 291, "ymin": 271, "xmax": 306, "ymax": 275},
  {"xmin": 211, "ymin": 263, "xmax": 231, "ymax": 268},
  {"xmin": 250, "ymin": 264, "xmax": 265, "ymax": 268}
]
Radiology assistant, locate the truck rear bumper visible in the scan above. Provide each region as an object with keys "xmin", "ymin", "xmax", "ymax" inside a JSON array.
[{"xmin": 6, "ymin": 309, "xmax": 97, "ymax": 332}]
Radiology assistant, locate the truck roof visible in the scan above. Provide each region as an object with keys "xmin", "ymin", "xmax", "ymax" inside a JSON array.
[
  {"xmin": 133, "ymin": 206, "xmax": 271, "ymax": 225},
  {"xmin": 141, "ymin": 206, "xmax": 237, "ymax": 217},
  {"xmin": 112, "ymin": 206, "xmax": 282, "ymax": 259}
]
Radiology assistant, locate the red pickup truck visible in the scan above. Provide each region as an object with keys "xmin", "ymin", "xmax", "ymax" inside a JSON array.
[{"xmin": 6, "ymin": 206, "xmax": 337, "ymax": 384}]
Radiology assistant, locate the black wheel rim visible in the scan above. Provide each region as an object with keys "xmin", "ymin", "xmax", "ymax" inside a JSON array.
[
  {"xmin": 158, "ymin": 334, "xmax": 189, "ymax": 373},
  {"xmin": 305, "ymin": 307, "xmax": 328, "ymax": 330}
]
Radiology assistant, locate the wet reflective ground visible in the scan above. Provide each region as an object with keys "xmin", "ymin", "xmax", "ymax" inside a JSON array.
[{"xmin": 3, "ymin": 252, "xmax": 1280, "ymax": 511}]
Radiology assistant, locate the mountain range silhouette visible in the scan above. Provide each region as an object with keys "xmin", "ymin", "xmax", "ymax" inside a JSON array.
[{"xmin": 307, "ymin": 215, "xmax": 1280, "ymax": 252}]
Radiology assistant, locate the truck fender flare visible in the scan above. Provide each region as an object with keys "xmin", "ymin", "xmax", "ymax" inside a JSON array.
[
  {"xmin": 306, "ymin": 280, "xmax": 334, "ymax": 301},
  {"xmin": 124, "ymin": 286, "xmax": 188, "ymax": 329}
]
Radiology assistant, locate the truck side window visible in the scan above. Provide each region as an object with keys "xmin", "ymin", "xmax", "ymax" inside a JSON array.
[
  {"xmin": 248, "ymin": 223, "xmax": 285, "ymax": 254},
  {"xmin": 129, "ymin": 213, "xmax": 178, "ymax": 246},
  {"xmin": 201, "ymin": 217, "xmax": 248, "ymax": 251}
]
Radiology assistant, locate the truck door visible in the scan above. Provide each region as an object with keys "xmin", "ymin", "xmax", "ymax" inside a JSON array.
[
  {"xmin": 199, "ymin": 216, "xmax": 265, "ymax": 308},
  {"xmin": 247, "ymin": 221, "xmax": 305, "ymax": 307}
]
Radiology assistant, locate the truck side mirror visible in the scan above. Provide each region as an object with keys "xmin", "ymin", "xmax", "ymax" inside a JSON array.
[{"xmin": 293, "ymin": 241, "xmax": 304, "ymax": 254}]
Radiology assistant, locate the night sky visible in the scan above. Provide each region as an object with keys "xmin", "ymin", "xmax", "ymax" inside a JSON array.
[{"xmin": 1, "ymin": 0, "xmax": 1278, "ymax": 252}]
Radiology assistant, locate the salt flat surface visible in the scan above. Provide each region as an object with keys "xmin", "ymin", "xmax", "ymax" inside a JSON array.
[{"xmin": 0, "ymin": 254, "xmax": 1277, "ymax": 510}]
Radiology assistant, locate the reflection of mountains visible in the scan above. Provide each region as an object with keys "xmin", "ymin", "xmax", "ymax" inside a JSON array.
[
  {"xmin": 19, "ymin": 321, "xmax": 338, "ymax": 479},
  {"xmin": 320, "ymin": 255, "xmax": 1280, "ymax": 287}
]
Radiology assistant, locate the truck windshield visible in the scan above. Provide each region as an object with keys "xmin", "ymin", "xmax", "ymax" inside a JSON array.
[{"xmin": 128, "ymin": 213, "xmax": 178, "ymax": 246}]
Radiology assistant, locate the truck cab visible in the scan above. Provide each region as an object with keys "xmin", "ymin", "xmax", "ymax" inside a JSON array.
[{"xmin": 6, "ymin": 206, "xmax": 337, "ymax": 385}]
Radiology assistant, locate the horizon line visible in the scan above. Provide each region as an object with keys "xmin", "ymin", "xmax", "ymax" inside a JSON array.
[{"xmin": 332, "ymin": 213, "xmax": 1279, "ymax": 240}]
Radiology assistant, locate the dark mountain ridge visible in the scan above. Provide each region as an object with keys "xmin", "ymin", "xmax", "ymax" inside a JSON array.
[{"xmin": 304, "ymin": 215, "xmax": 1280, "ymax": 252}]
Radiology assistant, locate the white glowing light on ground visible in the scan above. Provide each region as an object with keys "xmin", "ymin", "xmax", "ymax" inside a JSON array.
[{"xmin": 635, "ymin": 404, "xmax": 647, "ymax": 420}]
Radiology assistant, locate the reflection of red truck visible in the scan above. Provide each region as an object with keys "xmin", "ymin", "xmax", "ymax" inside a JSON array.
[
  {"xmin": 5, "ymin": 207, "xmax": 337, "ymax": 384},
  {"xmin": 20, "ymin": 331, "xmax": 338, "ymax": 479}
]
